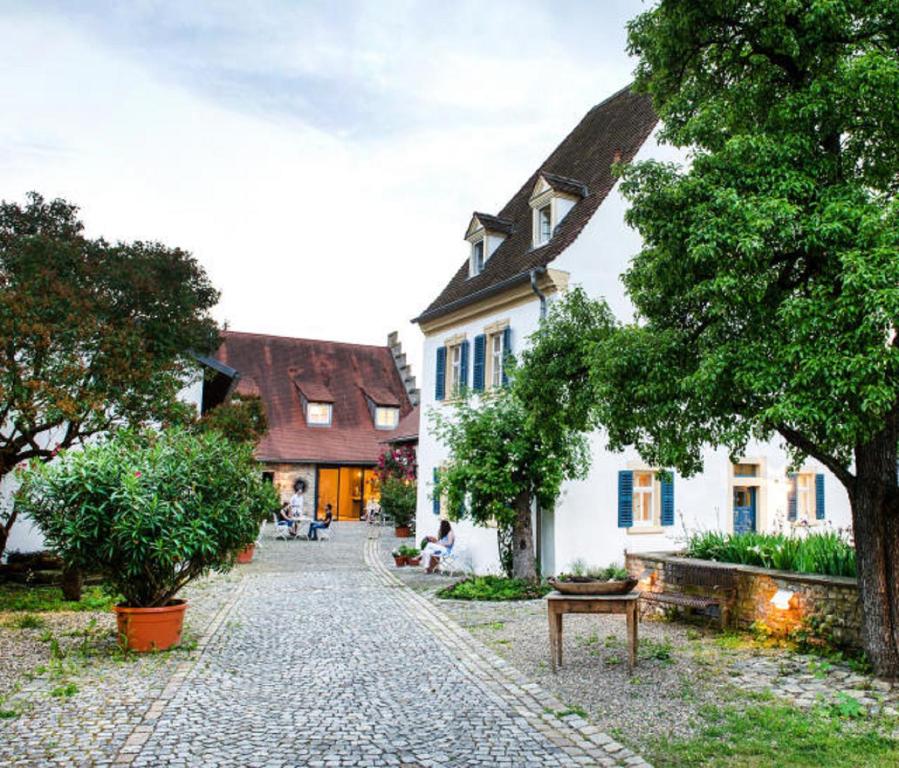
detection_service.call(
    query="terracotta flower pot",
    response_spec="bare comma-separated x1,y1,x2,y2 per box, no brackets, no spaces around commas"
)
393,554,408,567
395,525,412,538
236,543,256,564
115,600,188,652
406,555,422,567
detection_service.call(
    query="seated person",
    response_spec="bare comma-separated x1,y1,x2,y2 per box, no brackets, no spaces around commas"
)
275,502,295,534
421,520,455,573
308,504,334,541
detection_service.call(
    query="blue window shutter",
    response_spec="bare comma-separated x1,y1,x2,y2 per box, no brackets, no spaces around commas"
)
618,471,633,528
432,468,440,515
472,334,486,391
501,327,512,386
660,473,674,526
459,339,470,393
787,473,798,521
435,346,446,401
815,473,825,520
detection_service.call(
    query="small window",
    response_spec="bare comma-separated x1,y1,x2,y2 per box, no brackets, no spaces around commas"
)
795,472,815,521
449,344,463,393
306,402,332,426
470,239,485,276
490,332,504,389
375,406,400,430
632,470,655,526
733,463,759,477
538,205,552,244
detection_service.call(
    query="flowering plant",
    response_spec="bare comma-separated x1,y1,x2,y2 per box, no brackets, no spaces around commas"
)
376,445,417,482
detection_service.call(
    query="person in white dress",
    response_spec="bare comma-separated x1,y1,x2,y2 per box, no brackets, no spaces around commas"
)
421,520,455,573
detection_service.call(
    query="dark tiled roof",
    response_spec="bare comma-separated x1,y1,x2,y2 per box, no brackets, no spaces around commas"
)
539,172,588,198
214,331,414,464
361,384,401,407
415,86,657,323
468,212,515,236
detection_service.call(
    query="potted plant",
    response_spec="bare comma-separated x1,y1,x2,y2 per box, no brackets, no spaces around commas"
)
379,476,416,538
403,546,422,566
17,428,278,652
549,561,637,595
391,549,408,567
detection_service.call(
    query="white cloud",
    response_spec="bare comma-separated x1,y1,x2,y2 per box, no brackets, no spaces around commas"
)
0,0,643,380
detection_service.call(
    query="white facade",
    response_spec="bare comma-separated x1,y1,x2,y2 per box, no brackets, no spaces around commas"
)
415,129,852,575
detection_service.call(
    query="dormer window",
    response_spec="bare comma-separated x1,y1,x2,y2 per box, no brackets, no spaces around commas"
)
537,205,552,244
470,239,485,276
375,406,400,430
465,213,513,279
306,402,332,426
529,172,587,248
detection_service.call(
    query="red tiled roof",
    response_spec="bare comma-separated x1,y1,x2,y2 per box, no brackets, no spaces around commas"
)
382,406,420,444
214,331,414,464
360,384,401,407
415,86,658,323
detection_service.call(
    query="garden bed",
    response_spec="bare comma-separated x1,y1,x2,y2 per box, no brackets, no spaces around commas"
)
436,575,552,601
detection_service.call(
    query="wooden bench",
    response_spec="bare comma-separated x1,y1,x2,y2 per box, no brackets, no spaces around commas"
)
639,560,736,627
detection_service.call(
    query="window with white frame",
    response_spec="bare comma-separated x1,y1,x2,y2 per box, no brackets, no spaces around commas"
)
306,402,332,426
470,239,485,276
375,406,400,430
537,204,552,244
795,472,815,521
489,332,504,389
448,343,463,394
632,470,655,526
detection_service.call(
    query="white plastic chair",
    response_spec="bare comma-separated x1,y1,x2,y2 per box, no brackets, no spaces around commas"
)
317,521,335,542
437,546,467,575
273,513,291,541
255,520,267,549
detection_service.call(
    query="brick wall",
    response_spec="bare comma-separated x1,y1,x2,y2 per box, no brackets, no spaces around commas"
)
626,551,862,650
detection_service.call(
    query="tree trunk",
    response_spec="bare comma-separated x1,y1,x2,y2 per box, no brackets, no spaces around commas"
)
852,434,899,679
511,491,537,580
61,565,83,602
0,500,18,561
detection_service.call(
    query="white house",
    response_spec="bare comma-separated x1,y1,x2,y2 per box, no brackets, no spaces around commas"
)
412,85,852,575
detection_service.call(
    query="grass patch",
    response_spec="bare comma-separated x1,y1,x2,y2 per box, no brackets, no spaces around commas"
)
0,584,117,613
4,613,46,629
436,576,551,601
554,707,588,719
649,699,899,767
640,638,674,664
48,683,78,699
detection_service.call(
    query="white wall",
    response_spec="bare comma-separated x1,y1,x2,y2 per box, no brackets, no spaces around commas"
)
415,128,852,575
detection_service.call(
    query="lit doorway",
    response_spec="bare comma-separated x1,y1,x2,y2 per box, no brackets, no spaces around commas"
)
316,466,381,521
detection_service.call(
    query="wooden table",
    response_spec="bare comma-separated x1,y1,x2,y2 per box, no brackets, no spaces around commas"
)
546,591,640,673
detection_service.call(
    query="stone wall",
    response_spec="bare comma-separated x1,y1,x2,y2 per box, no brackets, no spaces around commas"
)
264,463,317,517
626,551,862,650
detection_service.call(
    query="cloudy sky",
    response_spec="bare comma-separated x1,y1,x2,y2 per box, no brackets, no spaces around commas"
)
0,0,646,377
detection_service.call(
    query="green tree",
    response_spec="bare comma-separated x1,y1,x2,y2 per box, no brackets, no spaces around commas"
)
601,1,899,675
431,388,590,580
0,193,220,556
194,393,268,446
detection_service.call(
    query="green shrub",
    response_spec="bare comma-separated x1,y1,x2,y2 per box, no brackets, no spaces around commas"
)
17,428,279,608
437,575,551,601
560,560,629,581
685,531,855,577
379,477,417,528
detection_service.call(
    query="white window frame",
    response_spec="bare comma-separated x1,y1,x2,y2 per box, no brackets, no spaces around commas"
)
306,402,332,427
632,470,657,528
795,472,816,523
375,406,400,430
448,343,462,394
537,204,552,245
470,238,485,277
489,332,504,389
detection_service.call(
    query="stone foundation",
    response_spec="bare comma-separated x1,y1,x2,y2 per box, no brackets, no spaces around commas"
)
626,551,862,650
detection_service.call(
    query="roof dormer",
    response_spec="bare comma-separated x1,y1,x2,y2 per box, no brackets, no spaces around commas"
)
529,172,587,248
465,212,513,278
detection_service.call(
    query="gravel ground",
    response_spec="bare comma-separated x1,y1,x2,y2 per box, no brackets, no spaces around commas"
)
378,534,898,757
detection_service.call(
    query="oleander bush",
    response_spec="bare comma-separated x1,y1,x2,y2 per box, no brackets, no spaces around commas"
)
685,531,856,578
17,428,279,607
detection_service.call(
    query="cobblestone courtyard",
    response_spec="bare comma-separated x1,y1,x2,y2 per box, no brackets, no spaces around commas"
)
1,524,647,767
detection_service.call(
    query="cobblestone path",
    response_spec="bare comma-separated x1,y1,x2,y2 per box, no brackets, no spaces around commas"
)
2,524,649,767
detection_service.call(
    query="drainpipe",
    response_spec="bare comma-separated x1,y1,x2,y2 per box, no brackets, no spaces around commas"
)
529,267,548,319
529,267,548,575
